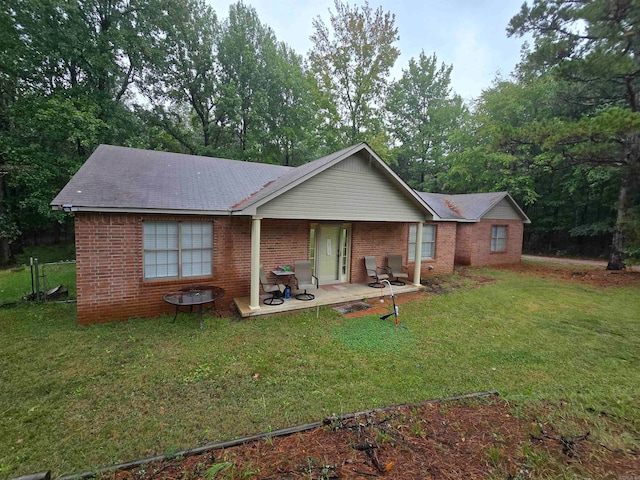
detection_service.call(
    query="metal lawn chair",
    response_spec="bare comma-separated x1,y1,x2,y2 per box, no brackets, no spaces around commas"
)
364,255,389,288
293,260,318,300
260,264,284,305
386,254,410,286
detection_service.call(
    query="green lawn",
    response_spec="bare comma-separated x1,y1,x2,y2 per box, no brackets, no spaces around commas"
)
1,245,76,305
0,267,638,479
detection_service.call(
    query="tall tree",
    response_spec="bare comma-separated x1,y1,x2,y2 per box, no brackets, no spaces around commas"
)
444,74,622,257
0,0,162,263
0,6,24,263
386,51,466,191
214,2,316,164
215,2,276,160
309,0,399,146
261,43,316,166
442,76,554,204
138,0,221,155
508,0,640,269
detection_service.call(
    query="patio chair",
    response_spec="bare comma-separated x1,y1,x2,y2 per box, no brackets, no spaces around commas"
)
364,255,389,288
259,264,284,305
293,260,318,301
386,254,410,286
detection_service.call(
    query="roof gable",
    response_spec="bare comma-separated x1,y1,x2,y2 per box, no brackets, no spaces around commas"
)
233,143,436,219
51,143,439,221
418,191,531,224
255,150,430,222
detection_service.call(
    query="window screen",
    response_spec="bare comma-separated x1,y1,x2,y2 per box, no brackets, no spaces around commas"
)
143,221,212,279
491,225,507,252
408,224,436,261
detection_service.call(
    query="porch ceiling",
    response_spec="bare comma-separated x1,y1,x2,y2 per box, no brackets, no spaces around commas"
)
234,282,424,318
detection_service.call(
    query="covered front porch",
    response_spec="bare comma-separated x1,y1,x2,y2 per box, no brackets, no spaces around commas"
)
235,281,424,318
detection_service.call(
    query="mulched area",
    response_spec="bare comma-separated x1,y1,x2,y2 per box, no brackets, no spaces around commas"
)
107,396,639,480
108,397,527,480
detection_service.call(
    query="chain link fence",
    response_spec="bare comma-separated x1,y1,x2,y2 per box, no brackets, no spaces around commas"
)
27,258,76,302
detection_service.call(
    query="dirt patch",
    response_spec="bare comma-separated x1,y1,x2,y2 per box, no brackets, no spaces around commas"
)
344,271,495,319
332,301,372,315
108,397,639,480
496,262,640,289
344,292,426,319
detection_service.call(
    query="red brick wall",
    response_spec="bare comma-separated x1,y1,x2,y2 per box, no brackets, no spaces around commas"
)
350,221,456,283
260,219,310,273
455,219,524,266
75,214,317,324
74,213,458,324
350,223,406,283
75,213,245,325
454,223,475,266
405,222,457,277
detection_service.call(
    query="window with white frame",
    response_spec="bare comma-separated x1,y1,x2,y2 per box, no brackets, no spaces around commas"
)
143,221,213,279
408,224,436,261
491,225,507,252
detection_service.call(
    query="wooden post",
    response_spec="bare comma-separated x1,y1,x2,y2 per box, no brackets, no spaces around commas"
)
413,222,423,286
249,217,261,310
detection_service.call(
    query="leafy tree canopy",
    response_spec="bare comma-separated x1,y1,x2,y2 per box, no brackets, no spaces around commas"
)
309,0,399,146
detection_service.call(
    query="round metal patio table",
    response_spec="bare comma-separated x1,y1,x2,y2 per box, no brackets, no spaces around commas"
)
163,287,225,329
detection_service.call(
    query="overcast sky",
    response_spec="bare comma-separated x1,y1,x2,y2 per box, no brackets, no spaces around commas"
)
208,0,528,102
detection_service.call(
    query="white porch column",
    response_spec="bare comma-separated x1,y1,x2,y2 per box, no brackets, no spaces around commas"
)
249,217,262,310
413,221,423,286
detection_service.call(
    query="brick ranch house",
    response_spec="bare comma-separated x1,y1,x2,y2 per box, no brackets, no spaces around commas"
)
51,143,529,325
417,192,531,266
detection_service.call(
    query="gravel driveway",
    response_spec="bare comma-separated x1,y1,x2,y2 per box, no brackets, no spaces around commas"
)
521,254,607,268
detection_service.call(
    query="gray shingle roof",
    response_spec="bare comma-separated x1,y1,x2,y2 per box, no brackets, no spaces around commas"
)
55,144,521,224
51,145,292,212
52,143,439,220
417,191,529,222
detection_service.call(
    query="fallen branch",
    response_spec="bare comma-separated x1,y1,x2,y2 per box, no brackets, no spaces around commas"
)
535,422,590,457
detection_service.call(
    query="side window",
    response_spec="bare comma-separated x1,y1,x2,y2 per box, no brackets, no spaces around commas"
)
143,222,179,279
309,225,316,276
491,225,507,252
143,221,213,279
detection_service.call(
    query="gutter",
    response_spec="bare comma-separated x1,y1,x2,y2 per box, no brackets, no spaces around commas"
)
50,206,230,216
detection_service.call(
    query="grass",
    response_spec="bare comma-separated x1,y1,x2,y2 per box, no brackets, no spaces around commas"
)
0,265,639,478
0,245,76,304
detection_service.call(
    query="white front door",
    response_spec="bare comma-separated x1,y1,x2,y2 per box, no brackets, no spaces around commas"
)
316,224,350,284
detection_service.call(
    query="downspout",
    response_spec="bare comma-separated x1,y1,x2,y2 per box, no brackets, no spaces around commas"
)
413,221,423,286
249,217,262,310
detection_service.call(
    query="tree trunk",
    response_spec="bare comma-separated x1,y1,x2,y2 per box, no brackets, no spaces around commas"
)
607,183,627,270
0,173,11,266
607,134,640,270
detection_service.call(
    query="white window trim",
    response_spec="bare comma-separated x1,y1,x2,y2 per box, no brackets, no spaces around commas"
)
409,223,436,261
143,221,213,280
491,225,507,252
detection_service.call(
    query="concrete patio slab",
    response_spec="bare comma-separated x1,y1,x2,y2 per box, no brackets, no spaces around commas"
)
234,282,424,318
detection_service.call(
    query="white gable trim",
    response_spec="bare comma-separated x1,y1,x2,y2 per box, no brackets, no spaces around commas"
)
232,143,440,220
478,193,531,224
